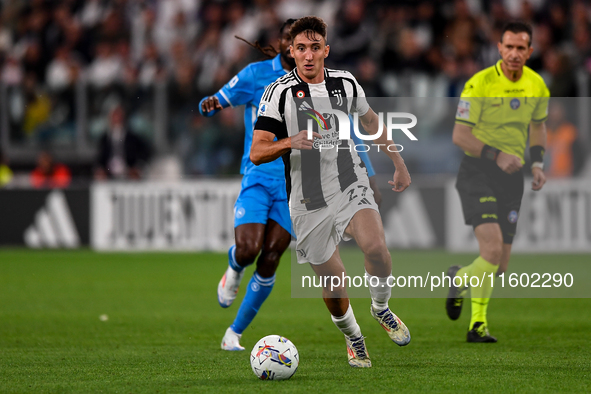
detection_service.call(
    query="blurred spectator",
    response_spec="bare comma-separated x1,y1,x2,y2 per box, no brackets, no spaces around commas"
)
22,40,46,84
30,151,71,188
46,46,77,91
545,102,584,177
22,73,51,139
1,56,23,85
326,0,371,68
542,49,577,97
0,151,13,187
528,24,552,71
137,42,165,88
87,41,122,88
356,57,386,97
95,106,152,180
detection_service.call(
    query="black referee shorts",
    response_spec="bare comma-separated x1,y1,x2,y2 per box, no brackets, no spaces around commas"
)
455,155,524,244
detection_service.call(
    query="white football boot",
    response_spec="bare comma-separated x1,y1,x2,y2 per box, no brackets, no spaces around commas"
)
345,335,372,368
370,305,411,346
217,246,245,308
221,327,245,351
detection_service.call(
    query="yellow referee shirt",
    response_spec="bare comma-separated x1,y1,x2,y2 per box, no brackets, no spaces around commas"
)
455,59,550,162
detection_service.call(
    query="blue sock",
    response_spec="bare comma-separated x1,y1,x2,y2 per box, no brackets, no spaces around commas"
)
230,272,275,334
228,245,244,272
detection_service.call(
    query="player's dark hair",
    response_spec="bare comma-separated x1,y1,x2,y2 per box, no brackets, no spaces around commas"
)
280,18,298,35
500,21,533,47
289,16,327,44
234,19,296,59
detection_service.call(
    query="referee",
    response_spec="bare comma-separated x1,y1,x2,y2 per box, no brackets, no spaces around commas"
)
446,21,549,342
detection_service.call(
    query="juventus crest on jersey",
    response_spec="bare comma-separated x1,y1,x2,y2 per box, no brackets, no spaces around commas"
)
255,68,371,213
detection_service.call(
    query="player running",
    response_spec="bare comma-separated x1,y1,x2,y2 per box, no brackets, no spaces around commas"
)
199,19,381,351
446,21,549,342
251,16,411,368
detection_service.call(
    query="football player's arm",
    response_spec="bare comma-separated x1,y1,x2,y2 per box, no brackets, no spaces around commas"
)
199,66,255,117
529,121,547,191
250,120,322,165
359,108,410,192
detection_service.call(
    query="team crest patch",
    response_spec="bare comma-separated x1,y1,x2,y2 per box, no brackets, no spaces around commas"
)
508,210,519,223
456,100,470,119
510,98,520,109
296,90,305,98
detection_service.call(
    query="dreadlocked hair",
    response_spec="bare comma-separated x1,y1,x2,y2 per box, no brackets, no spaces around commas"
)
234,36,278,58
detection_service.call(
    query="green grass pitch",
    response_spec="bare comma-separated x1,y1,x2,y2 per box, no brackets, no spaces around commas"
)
1,249,590,393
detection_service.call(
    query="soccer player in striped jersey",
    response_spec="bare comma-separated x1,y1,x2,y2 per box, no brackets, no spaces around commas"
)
199,19,381,351
447,21,549,342
251,16,412,368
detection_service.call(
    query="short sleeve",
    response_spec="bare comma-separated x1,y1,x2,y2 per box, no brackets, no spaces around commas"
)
254,82,287,139
217,65,255,107
353,78,370,116
455,78,482,127
532,83,550,123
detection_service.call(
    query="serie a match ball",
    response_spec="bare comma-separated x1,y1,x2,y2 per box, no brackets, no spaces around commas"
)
250,335,299,381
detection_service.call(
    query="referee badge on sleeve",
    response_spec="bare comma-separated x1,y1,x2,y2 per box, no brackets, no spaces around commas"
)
456,100,470,119
508,210,519,224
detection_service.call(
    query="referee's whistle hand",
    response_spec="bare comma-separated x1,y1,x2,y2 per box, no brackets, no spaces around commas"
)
531,167,546,191
496,152,522,174
291,130,322,150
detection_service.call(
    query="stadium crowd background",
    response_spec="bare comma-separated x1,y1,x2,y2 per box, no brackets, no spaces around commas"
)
0,0,589,186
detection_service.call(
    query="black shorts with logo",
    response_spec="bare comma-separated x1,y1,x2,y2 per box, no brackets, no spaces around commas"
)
455,155,524,244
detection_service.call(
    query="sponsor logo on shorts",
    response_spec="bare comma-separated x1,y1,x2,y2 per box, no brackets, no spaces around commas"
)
482,213,498,219
508,210,519,223
358,198,371,206
479,196,497,203
236,207,245,219
510,98,520,109
297,249,307,258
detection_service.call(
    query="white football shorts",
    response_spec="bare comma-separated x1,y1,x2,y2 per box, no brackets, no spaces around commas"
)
292,179,379,265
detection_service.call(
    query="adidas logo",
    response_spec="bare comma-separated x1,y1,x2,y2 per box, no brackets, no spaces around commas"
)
357,198,371,206
24,190,80,248
383,189,436,248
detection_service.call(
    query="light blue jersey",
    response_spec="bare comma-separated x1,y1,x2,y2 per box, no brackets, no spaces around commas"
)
199,55,375,179
200,55,286,179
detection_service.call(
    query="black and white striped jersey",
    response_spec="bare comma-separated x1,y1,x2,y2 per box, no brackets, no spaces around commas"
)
254,67,371,213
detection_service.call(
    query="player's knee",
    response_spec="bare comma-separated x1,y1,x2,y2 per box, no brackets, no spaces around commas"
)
363,239,390,264
256,252,281,277
235,239,262,263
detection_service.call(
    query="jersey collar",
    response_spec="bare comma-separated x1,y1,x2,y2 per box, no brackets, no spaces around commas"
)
494,60,502,77
272,55,283,71
496,59,524,83
292,67,328,84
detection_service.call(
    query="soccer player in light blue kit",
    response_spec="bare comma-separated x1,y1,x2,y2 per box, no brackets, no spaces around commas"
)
200,19,380,351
